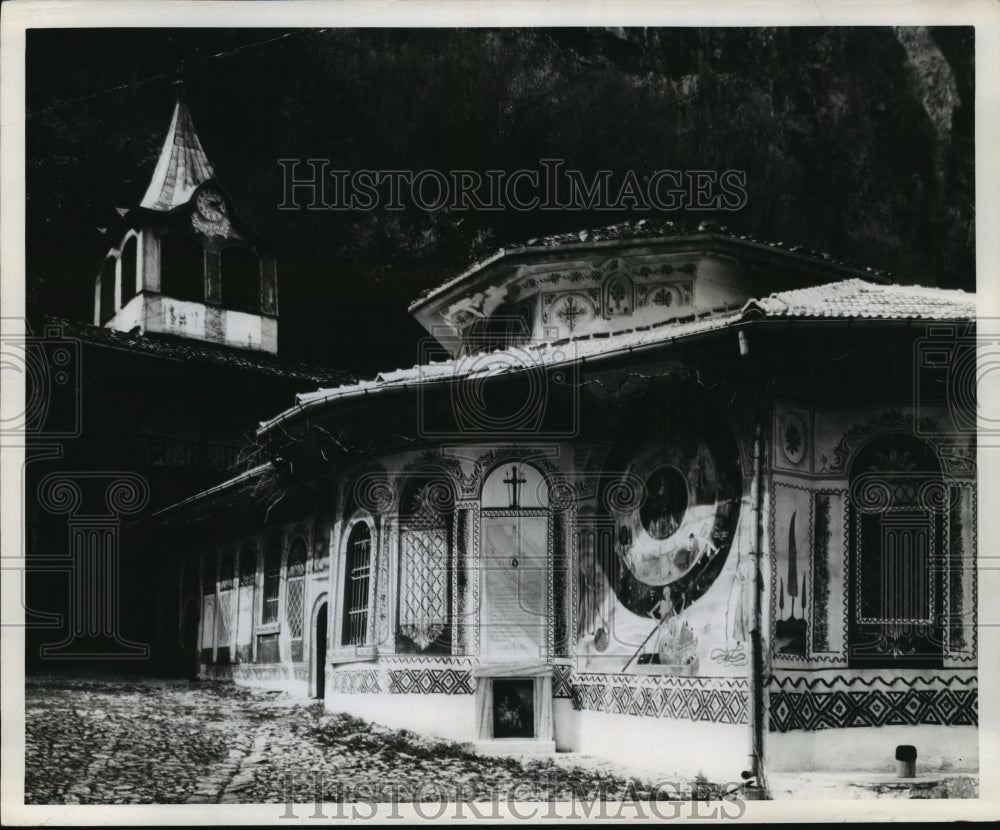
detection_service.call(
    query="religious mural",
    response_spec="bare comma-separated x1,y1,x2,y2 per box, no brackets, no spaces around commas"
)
576,383,744,675
773,505,809,658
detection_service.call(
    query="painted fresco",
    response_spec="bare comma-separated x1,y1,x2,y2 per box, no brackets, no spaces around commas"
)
574,389,746,676
771,483,812,660
574,494,754,677
774,404,810,473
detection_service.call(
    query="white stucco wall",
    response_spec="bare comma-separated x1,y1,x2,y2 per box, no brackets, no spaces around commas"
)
324,691,478,745
768,725,978,773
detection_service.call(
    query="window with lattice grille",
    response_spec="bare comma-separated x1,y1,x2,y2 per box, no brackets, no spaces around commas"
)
847,434,945,669
398,481,453,652
342,524,371,646
285,539,307,640
262,537,281,625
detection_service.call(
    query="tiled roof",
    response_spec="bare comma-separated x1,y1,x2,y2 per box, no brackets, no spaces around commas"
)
45,316,354,386
263,279,975,436
746,278,975,320
280,302,745,419
410,220,892,310
145,462,272,525
140,95,216,212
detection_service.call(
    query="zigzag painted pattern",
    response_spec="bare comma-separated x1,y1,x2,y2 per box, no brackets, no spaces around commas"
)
202,663,309,683
553,664,573,699
387,667,473,695
327,666,474,695
328,669,380,694
768,672,978,732
769,673,977,691
769,687,977,732
571,674,749,724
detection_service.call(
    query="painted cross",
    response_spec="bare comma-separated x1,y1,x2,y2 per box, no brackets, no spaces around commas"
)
556,295,587,332
503,464,527,509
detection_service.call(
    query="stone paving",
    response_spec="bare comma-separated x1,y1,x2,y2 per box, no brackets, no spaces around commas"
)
25,674,704,806
27,675,977,807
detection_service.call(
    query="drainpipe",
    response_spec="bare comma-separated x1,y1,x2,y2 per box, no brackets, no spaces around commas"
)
748,419,768,797
740,327,769,798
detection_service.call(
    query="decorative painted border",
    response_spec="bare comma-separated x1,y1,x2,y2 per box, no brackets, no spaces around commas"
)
769,688,977,732
329,656,477,696
817,409,940,475
553,664,573,699
387,667,473,695
569,672,749,724
812,493,831,652
329,668,381,694
770,671,976,689
768,673,978,732
202,663,309,683
947,482,977,662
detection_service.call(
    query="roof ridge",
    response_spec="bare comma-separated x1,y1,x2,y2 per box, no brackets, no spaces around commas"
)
42,315,355,384
410,221,895,311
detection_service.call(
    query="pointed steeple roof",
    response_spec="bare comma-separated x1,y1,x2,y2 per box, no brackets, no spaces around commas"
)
140,82,215,211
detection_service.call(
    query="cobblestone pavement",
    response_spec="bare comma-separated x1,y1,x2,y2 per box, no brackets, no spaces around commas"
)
25,674,703,806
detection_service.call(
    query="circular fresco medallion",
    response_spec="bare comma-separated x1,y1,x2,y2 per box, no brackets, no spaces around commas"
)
618,441,720,587
597,385,742,618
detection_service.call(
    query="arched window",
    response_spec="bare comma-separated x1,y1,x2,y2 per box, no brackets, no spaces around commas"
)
848,433,945,668
481,462,549,509
121,236,138,306
221,247,261,313
216,549,235,661
285,539,307,644
398,477,455,653
261,536,282,626
99,258,117,324
160,234,204,302
342,523,372,646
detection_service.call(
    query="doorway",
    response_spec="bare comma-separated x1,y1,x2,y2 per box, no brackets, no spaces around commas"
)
480,514,549,661
479,463,551,663
315,602,328,699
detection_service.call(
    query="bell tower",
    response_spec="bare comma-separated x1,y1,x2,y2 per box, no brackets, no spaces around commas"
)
94,81,279,354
